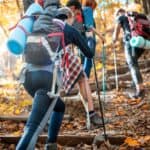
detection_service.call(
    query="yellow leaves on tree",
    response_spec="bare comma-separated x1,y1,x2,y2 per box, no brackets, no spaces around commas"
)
0,0,22,37
127,2,143,13
60,0,68,5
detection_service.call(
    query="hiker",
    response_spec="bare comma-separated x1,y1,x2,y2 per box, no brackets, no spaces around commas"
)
55,6,107,129
16,1,103,149
66,0,89,76
66,0,105,78
112,8,145,98
16,1,63,149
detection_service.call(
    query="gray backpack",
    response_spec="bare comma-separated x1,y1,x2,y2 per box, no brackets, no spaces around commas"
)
24,19,65,65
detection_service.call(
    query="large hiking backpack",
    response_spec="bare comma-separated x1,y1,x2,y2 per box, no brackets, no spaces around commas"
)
82,7,94,28
127,11,150,39
24,19,65,65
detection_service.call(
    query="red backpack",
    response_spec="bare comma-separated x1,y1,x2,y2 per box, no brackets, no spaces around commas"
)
127,11,150,39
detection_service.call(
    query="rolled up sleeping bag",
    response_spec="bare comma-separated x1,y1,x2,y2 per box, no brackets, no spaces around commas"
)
7,3,43,55
130,36,150,50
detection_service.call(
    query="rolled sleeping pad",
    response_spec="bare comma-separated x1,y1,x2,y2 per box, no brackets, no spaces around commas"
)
7,3,43,55
130,36,150,50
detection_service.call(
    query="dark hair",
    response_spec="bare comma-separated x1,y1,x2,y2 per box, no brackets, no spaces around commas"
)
55,7,73,21
66,0,82,10
55,14,68,21
115,8,126,16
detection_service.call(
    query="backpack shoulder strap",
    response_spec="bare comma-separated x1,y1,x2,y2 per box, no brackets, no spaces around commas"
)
52,18,65,30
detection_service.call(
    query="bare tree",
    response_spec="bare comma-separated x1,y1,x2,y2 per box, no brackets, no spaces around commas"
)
141,0,150,15
134,0,150,15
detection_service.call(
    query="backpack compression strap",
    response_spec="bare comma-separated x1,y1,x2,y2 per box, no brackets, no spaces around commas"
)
9,15,35,35
47,32,69,76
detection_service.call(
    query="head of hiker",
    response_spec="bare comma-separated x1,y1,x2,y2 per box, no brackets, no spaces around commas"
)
115,8,126,17
66,0,85,34
66,0,82,15
55,7,74,25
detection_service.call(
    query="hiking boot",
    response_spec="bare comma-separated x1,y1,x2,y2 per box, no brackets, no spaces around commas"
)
90,112,108,126
132,90,145,99
44,143,57,150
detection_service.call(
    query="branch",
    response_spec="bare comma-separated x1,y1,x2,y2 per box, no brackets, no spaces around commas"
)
0,23,8,37
15,0,23,17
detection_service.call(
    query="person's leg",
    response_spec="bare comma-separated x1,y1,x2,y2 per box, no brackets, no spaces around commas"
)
78,72,106,126
17,71,64,149
124,43,144,98
130,48,145,88
78,73,94,111
83,58,93,78
16,89,58,150
46,97,65,148
132,47,144,97
132,47,145,60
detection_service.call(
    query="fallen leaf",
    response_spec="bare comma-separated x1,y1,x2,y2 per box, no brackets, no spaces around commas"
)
125,137,140,147
141,104,149,110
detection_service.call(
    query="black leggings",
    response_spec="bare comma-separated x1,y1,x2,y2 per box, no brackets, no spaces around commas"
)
124,42,144,85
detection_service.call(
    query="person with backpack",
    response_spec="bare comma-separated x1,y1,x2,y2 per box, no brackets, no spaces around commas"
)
113,8,145,98
66,0,87,70
16,0,103,149
17,1,63,149
127,11,150,40
55,6,107,128
66,0,105,78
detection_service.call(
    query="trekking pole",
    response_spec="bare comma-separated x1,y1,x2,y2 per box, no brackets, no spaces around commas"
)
112,45,119,91
102,42,107,103
89,29,107,98
92,47,107,140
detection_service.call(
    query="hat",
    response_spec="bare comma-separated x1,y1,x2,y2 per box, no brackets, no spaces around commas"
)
55,7,73,19
56,7,73,17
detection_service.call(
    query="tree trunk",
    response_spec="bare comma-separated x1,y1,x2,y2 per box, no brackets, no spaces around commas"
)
141,0,150,15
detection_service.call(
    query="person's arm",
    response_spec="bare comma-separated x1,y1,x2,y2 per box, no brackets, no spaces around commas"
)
90,27,105,43
112,23,121,43
71,27,94,58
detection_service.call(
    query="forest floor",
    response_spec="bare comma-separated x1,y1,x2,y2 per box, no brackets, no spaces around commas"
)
0,50,150,149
